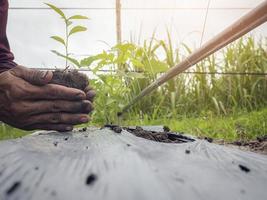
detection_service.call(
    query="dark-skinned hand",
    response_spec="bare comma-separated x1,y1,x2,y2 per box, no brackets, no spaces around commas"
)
0,65,95,132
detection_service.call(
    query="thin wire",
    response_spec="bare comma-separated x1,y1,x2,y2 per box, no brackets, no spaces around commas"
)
31,68,267,76
9,7,253,10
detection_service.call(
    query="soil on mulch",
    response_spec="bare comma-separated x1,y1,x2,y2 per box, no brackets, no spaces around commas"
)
51,69,88,90
104,125,195,144
104,125,267,154
225,135,267,155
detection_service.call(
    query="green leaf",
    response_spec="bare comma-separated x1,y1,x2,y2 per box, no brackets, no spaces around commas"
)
51,50,81,68
69,26,87,36
80,56,99,67
143,59,168,74
130,58,144,67
127,72,145,79
45,3,66,20
106,99,116,106
50,36,65,46
68,15,89,20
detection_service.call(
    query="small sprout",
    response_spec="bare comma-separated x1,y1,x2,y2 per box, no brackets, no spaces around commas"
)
46,3,89,68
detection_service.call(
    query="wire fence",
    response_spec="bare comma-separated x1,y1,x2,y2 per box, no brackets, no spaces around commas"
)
31,68,267,76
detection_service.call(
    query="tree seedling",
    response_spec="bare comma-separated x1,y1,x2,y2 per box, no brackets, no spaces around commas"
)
45,3,89,90
45,3,89,68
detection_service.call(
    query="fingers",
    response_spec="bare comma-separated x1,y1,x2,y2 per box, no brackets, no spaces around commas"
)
23,83,86,101
24,124,74,132
10,65,53,85
15,100,93,115
84,85,96,102
26,113,90,127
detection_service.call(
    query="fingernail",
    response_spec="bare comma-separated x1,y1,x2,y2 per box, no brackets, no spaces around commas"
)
77,93,85,99
66,126,73,131
86,102,92,111
41,71,49,79
80,116,88,123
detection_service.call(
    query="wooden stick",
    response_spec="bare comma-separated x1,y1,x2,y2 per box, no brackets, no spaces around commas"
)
119,0,267,115
116,0,122,44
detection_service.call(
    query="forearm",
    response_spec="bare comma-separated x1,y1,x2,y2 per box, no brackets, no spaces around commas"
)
0,0,17,73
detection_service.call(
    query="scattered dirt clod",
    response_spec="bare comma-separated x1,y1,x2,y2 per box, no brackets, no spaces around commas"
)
238,164,250,173
53,141,58,147
64,137,69,141
163,125,170,132
204,137,213,143
79,127,88,132
104,124,122,133
86,174,97,186
6,181,21,196
185,149,191,154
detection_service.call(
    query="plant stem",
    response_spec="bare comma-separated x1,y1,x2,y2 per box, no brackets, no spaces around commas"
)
65,21,69,68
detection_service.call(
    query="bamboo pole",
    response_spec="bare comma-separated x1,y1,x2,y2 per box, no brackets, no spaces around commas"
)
119,0,267,115
116,0,122,44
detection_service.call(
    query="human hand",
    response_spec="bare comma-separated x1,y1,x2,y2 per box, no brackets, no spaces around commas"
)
0,66,93,131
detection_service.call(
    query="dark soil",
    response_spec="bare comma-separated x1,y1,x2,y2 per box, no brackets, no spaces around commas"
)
125,126,195,143
105,125,195,144
216,135,267,155
238,164,250,173
86,174,97,186
197,136,213,143
79,127,87,132
185,149,191,154
6,181,21,196
51,69,88,90
104,124,122,133
53,141,58,147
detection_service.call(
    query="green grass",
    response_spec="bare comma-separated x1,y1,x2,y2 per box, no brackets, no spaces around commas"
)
0,123,31,140
1,108,265,142
123,108,267,142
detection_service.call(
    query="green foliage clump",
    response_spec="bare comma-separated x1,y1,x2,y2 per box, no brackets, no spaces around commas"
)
45,4,267,140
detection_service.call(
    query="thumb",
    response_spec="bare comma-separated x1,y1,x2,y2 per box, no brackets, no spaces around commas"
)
11,65,53,86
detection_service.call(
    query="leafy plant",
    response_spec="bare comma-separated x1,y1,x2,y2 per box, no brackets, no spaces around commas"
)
45,3,89,68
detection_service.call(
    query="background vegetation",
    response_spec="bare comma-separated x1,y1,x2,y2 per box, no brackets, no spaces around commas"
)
1,5,266,142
